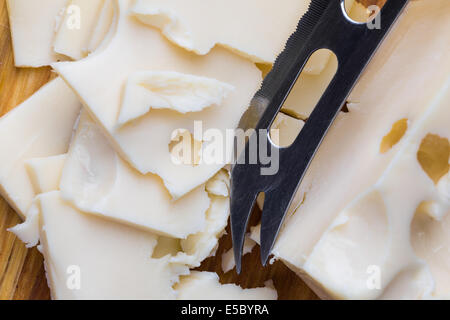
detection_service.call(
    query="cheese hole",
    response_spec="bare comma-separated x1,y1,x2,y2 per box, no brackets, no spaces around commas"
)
417,134,450,185
343,0,385,24
379,119,408,154
169,130,202,166
152,236,183,259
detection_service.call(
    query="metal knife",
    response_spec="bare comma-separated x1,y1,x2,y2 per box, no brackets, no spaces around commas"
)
231,0,410,274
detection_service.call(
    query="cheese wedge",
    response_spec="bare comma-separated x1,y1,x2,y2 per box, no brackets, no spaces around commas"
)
176,272,277,300
305,78,450,299
38,191,189,300
254,0,450,299
6,0,68,67
0,78,81,218
53,0,262,199
60,112,210,238
53,0,106,60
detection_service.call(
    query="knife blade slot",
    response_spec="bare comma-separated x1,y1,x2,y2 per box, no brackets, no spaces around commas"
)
269,49,337,148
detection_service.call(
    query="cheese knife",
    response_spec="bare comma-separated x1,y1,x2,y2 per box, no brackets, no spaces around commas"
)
230,0,410,273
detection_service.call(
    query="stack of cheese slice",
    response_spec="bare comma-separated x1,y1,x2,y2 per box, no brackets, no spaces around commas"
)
1,0,449,300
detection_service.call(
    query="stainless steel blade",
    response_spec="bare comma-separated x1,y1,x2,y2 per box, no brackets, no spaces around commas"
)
231,0,410,274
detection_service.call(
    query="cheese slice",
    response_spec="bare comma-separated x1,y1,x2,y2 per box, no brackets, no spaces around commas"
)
6,0,68,67
53,0,106,60
61,112,210,238
38,191,189,300
256,0,450,300
130,0,361,74
130,0,311,67
25,155,67,195
176,272,277,300
117,71,235,126
0,78,81,218
305,78,450,299
53,0,262,199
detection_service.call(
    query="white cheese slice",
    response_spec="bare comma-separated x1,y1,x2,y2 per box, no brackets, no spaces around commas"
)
117,71,235,126
130,0,360,74
176,272,277,300
60,112,210,238
305,78,450,299
6,0,68,67
0,78,81,218
25,155,67,195
38,191,189,300
53,0,106,60
259,0,450,299
53,0,262,199
129,0,310,66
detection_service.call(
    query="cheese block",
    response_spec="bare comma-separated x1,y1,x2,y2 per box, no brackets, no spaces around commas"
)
305,78,450,299
60,112,210,239
0,78,81,219
53,0,262,199
176,272,277,300
254,0,450,299
6,0,68,67
38,191,189,300
53,0,106,60
25,155,67,195
117,71,235,126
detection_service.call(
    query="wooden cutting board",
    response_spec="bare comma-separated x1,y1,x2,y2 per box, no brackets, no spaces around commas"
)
0,0,384,300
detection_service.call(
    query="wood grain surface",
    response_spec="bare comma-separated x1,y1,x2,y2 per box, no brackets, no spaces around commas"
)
0,0,384,300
